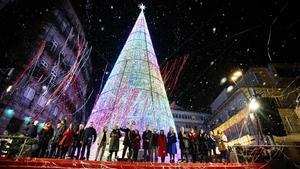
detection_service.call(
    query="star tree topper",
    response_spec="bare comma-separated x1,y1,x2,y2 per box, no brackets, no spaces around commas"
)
138,3,146,11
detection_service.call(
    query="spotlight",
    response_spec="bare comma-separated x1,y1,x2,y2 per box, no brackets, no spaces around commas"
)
249,98,260,111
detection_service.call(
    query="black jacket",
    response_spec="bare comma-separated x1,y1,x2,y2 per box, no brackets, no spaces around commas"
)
81,127,97,144
178,132,189,151
142,130,152,149
72,129,84,146
52,124,67,144
39,127,54,144
24,124,38,138
120,128,132,146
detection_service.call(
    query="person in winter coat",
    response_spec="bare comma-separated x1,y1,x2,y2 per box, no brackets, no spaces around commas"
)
198,129,208,162
70,124,84,159
49,119,67,158
142,125,152,162
80,121,97,160
24,120,39,138
218,131,228,162
188,127,198,162
132,129,141,162
207,131,216,161
120,124,133,160
167,127,177,163
58,123,74,159
95,126,110,161
158,129,167,163
150,128,159,162
178,127,189,162
35,121,54,158
108,124,122,161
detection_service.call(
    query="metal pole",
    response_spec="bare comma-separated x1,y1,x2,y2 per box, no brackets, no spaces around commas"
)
18,138,28,157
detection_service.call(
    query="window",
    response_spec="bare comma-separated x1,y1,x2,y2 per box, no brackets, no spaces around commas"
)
58,113,63,120
53,107,58,116
37,95,47,107
61,20,68,32
192,115,196,120
50,39,58,52
24,86,35,101
49,70,57,84
41,60,48,68
59,50,66,58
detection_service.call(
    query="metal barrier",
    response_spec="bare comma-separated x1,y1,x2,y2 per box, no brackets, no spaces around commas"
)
0,135,32,157
230,144,300,163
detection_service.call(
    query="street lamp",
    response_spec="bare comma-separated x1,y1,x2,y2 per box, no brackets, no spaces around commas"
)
249,98,260,111
226,85,234,93
248,97,265,145
231,70,243,82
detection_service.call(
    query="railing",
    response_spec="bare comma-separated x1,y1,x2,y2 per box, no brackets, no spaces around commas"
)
230,144,300,163
0,135,33,157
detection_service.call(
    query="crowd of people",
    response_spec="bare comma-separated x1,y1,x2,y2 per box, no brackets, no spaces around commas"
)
22,119,229,163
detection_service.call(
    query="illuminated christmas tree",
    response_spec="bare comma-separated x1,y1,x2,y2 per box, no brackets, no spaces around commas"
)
87,4,176,134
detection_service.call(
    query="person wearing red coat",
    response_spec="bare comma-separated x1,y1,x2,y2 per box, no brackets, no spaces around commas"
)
158,129,167,163
59,123,74,159
188,128,198,162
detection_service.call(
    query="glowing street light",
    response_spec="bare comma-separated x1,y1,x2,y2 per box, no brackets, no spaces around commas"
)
226,85,234,93
231,70,243,82
249,98,260,111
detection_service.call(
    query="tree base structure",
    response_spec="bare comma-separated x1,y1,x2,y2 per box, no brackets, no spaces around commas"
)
0,157,269,169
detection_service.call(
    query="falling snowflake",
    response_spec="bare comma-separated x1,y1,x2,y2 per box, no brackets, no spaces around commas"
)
212,27,216,34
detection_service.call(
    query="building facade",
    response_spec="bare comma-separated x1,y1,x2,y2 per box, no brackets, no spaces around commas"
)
171,106,210,132
0,0,92,134
208,64,300,146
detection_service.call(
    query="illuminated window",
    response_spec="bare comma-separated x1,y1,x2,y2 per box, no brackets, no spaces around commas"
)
53,107,58,116
59,50,66,58
41,60,48,68
37,95,47,107
24,86,35,101
49,70,57,84
51,39,58,52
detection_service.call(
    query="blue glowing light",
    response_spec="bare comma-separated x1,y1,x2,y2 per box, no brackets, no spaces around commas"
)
23,116,31,124
38,123,45,129
4,108,15,118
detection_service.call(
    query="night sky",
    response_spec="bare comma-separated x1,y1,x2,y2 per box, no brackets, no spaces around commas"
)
1,0,299,112
72,0,299,111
